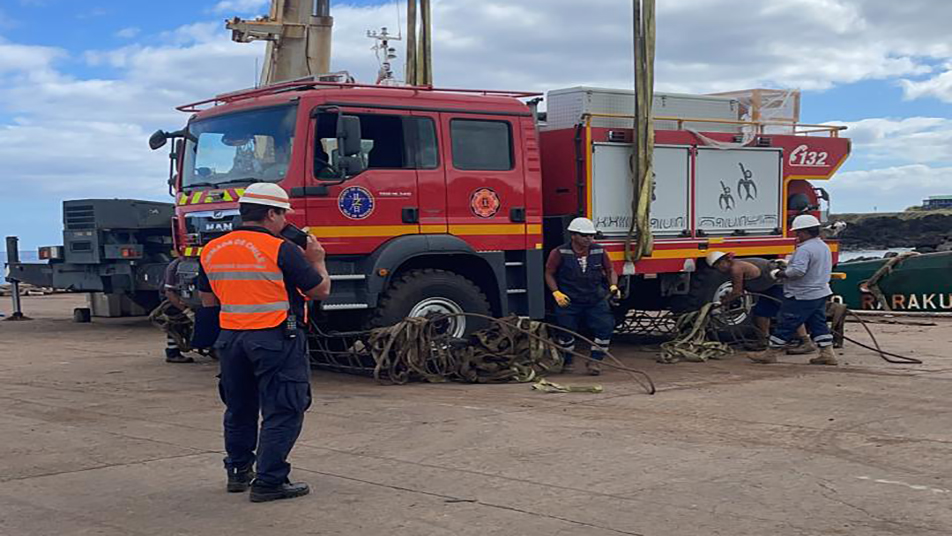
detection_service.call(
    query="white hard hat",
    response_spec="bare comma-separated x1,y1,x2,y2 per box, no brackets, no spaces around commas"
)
239,182,292,211
567,217,597,235
790,214,821,231
706,251,732,267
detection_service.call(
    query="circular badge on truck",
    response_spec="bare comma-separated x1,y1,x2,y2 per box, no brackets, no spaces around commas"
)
338,186,375,220
470,188,501,218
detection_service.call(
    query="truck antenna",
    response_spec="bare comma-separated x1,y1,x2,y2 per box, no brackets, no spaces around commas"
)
368,26,402,86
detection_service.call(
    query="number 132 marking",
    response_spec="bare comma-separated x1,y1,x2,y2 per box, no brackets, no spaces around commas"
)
790,144,828,167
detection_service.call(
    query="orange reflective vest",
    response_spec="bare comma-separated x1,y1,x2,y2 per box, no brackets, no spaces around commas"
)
200,230,289,330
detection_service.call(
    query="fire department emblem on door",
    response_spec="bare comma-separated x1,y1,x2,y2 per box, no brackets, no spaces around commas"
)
470,188,501,218
338,186,375,220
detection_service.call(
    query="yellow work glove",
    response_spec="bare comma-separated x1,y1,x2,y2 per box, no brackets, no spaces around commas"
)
609,285,622,300
552,290,571,308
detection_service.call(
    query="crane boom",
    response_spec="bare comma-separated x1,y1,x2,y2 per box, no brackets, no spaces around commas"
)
226,0,333,85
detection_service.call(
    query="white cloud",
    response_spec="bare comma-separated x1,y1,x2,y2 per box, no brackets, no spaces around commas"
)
830,117,952,164
115,27,141,39
901,64,952,103
211,0,269,15
828,165,952,212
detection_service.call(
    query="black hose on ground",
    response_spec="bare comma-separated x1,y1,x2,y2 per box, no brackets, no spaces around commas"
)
742,291,923,365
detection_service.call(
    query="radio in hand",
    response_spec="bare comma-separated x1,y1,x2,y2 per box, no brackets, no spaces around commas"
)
280,223,309,249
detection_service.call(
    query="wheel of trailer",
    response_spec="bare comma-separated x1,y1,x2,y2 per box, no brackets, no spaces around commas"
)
370,269,492,338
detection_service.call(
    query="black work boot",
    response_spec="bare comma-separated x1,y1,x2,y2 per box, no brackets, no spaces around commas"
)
249,480,310,503
226,465,255,493
165,348,194,364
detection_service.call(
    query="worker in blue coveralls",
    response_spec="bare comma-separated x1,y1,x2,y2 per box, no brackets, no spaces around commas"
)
545,217,621,376
748,214,838,365
198,183,331,503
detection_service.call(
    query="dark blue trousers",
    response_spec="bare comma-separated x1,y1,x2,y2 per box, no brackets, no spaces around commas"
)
769,296,833,349
215,327,311,486
554,299,615,364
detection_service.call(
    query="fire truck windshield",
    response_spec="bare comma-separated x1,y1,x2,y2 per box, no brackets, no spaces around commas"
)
182,104,298,189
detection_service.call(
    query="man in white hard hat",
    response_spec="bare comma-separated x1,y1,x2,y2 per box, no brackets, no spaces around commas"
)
707,251,814,353
749,214,837,365
544,217,620,375
197,182,331,502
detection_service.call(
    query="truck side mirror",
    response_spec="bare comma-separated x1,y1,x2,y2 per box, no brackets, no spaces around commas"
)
336,115,362,157
149,130,168,150
339,155,366,177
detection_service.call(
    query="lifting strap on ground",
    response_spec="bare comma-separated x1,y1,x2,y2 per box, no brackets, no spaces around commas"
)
531,379,603,394
312,313,656,394
658,302,733,364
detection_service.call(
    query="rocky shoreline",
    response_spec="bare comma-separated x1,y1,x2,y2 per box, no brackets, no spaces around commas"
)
832,211,952,253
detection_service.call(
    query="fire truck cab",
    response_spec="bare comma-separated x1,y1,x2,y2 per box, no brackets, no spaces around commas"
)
163,81,547,336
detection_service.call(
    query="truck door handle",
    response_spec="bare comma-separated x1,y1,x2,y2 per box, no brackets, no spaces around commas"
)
402,207,419,224
510,207,526,223
290,185,329,197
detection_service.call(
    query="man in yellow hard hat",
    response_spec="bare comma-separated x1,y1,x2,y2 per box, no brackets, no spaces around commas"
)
198,182,331,502
544,217,620,375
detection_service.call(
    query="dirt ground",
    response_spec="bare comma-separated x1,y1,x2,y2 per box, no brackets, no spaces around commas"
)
1,294,951,536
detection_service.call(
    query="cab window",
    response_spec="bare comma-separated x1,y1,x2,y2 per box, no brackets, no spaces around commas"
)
314,113,438,177
450,119,513,171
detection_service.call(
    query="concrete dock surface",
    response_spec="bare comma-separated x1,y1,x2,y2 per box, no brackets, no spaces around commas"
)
2,295,951,535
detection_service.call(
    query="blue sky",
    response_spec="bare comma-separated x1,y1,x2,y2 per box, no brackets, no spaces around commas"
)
1,0,951,248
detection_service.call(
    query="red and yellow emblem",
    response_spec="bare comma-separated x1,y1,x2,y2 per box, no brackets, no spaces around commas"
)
470,188,501,218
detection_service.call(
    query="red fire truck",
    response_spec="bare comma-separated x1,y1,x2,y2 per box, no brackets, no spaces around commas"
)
149,79,849,335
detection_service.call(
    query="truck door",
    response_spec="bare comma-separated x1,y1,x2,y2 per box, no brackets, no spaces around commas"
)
301,109,422,254
410,111,447,233
439,114,526,251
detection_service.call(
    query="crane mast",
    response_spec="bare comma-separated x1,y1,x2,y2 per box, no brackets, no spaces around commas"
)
226,0,333,85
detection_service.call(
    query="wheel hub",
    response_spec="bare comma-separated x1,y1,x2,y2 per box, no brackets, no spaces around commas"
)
408,297,466,338
711,281,752,327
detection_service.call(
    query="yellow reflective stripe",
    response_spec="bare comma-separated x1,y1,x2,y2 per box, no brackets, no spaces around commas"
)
177,193,188,206
308,223,542,239
607,245,794,261
310,225,418,238
222,190,234,202
221,301,289,314
206,271,283,282
190,192,202,204
450,224,527,236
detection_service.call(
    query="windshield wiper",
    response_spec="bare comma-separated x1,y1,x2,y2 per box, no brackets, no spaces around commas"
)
215,177,261,187
182,182,218,190
182,178,259,190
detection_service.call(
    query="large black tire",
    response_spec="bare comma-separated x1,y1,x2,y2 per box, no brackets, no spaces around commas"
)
669,267,731,314
369,269,492,337
669,267,756,336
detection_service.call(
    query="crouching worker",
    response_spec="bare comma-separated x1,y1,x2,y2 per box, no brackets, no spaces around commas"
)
156,257,194,363
748,215,837,365
199,183,331,502
707,251,814,354
544,217,621,376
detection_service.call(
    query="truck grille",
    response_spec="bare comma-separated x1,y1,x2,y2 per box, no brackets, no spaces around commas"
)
64,204,96,230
